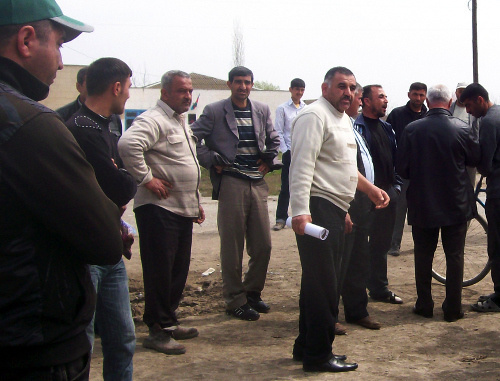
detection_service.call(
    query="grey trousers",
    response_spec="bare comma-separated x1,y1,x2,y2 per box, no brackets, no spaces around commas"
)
217,175,272,309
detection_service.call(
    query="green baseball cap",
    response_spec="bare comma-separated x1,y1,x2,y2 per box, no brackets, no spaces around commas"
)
0,0,93,42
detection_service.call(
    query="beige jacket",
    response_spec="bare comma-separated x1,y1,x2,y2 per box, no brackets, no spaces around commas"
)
118,100,201,218
290,96,358,215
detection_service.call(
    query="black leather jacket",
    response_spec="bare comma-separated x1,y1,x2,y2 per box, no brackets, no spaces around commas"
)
396,108,480,228
0,57,123,368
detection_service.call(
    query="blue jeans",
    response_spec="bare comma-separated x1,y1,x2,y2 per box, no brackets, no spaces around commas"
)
87,259,135,381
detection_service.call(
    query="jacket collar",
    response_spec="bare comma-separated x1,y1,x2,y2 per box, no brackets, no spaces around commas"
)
0,56,49,101
405,100,428,116
80,103,112,124
426,108,452,117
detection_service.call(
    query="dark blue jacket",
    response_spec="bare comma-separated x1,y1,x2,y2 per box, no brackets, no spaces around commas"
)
354,114,402,192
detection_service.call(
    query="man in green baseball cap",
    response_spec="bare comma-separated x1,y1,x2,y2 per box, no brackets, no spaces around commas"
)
0,1,124,380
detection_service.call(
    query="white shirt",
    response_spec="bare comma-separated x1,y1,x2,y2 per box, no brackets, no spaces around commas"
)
275,98,305,152
351,117,375,184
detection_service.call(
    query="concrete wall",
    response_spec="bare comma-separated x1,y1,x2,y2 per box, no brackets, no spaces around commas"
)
39,65,292,129
40,65,86,110
126,88,291,128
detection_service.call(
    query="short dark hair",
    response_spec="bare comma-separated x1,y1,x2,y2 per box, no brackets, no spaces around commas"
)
86,57,132,97
323,66,354,84
460,83,490,103
228,66,253,83
361,84,383,107
290,78,305,88
409,82,427,92
76,67,88,85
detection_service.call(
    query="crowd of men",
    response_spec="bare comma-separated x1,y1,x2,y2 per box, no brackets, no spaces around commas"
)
2,0,500,379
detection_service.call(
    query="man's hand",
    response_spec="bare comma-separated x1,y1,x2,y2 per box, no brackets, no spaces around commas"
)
292,214,312,235
214,165,224,174
356,171,390,209
345,213,353,234
257,159,270,176
367,186,390,209
193,205,205,224
145,177,172,199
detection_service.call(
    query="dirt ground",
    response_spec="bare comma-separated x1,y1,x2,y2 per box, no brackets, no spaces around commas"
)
90,197,500,381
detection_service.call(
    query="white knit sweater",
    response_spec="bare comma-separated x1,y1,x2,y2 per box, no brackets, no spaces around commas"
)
290,96,358,215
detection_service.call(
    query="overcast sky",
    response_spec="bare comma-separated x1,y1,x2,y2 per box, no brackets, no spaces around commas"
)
58,0,500,110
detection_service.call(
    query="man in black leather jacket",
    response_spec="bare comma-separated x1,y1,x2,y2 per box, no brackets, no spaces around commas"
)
397,84,480,322
0,1,122,379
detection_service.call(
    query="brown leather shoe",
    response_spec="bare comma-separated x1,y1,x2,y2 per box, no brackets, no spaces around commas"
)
334,322,347,335
143,326,186,355
353,316,381,330
171,326,199,340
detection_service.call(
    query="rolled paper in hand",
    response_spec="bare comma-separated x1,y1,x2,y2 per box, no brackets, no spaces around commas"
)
285,217,329,240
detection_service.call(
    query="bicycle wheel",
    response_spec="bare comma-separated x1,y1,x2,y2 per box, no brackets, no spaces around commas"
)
431,215,490,287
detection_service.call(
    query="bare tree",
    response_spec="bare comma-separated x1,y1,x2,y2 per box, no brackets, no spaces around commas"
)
232,20,245,67
131,63,150,88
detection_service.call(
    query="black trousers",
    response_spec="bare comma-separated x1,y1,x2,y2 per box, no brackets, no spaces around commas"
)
412,222,467,316
135,204,193,328
367,186,398,298
275,150,291,222
486,198,500,304
2,353,90,381
293,197,346,365
341,199,373,322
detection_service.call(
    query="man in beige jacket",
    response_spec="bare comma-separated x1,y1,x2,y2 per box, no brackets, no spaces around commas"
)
119,70,205,355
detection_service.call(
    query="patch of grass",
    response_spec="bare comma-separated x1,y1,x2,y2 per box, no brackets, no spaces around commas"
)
199,167,282,197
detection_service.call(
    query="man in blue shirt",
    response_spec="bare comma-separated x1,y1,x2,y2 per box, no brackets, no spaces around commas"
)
273,78,306,231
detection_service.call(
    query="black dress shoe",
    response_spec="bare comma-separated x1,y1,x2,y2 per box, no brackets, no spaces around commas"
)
247,296,271,313
303,357,358,373
412,306,433,318
444,311,464,322
371,291,403,304
293,353,346,362
226,303,260,321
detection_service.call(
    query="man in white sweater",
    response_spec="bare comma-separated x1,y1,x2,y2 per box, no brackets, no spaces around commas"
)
290,67,389,373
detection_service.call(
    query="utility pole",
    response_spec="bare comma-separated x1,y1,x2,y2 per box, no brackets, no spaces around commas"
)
472,0,478,82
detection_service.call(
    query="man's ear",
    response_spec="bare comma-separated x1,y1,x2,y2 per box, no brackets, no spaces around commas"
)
112,81,121,96
321,82,328,95
16,25,37,58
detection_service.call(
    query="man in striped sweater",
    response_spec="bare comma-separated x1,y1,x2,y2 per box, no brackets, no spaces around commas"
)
192,66,280,321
